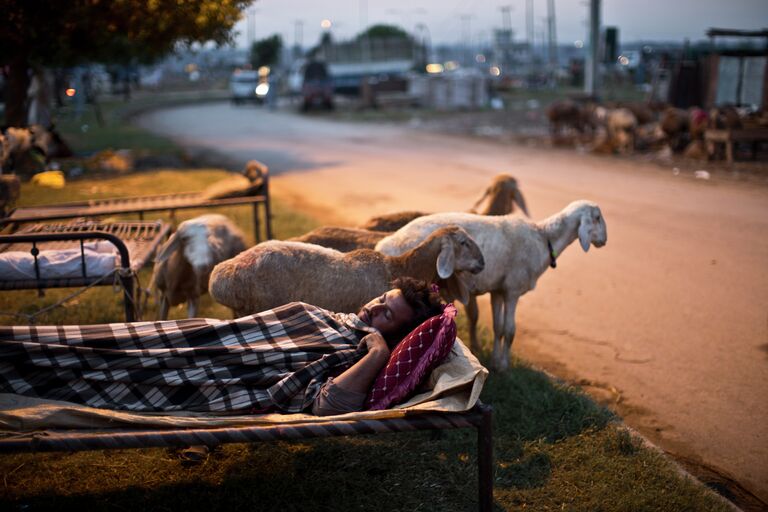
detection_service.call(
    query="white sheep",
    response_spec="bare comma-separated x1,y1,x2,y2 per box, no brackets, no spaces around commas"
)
376,200,607,371
209,225,485,317
361,173,529,232
151,214,247,319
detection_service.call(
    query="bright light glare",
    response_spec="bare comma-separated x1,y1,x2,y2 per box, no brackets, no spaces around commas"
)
425,63,444,73
255,83,270,96
444,60,459,71
258,66,271,77
618,55,630,66
475,54,486,63
574,40,584,48
321,19,332,29
65,88,76,97
489,66,501,76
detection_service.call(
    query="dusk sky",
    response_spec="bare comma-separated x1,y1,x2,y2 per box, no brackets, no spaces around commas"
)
235,0,768,49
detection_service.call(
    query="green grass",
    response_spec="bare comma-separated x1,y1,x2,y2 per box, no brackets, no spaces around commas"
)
0,95,731,511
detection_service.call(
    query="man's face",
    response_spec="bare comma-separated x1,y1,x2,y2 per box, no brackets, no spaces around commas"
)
357,289,415,336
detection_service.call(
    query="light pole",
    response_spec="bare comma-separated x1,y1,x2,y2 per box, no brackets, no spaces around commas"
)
585,0,601,96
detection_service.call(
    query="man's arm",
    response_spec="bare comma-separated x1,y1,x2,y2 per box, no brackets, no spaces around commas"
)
332,332,390,395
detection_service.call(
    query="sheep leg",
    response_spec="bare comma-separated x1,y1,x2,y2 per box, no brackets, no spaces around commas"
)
490,291,505,371
187,297,199,319
499,294,519,372
464,294,480,353
158,295,170,321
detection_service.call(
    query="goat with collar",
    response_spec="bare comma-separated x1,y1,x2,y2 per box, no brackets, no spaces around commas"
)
376,200,608,371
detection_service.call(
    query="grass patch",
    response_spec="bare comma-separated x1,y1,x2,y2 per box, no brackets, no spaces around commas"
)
54,90,228,156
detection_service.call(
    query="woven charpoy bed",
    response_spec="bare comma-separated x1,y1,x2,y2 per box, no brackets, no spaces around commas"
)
0,220,171,321
0,339,493,510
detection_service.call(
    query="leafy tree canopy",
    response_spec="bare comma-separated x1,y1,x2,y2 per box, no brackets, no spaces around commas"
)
356,24,411,41
0,0,252,126
250,34,282,69
0,0,251,67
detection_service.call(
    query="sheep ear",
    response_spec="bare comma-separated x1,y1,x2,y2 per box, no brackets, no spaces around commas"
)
453,274,471,305
513,188,530,217
578,214,593,252
470,186,490,213
437,238,455,279
440,275,470,305
155,232,180,263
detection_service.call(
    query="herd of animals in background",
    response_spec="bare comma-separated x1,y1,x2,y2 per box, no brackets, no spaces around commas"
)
149,165,608,372
546,99,768,159
0,124,72,175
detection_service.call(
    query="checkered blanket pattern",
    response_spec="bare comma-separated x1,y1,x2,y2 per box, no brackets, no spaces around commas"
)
0,303,366,413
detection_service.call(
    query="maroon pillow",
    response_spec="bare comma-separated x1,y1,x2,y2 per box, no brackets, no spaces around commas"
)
365,304,457,410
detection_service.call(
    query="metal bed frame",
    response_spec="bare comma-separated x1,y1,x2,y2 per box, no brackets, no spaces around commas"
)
0,178,271,242
0,403,493,511
0,221,171,321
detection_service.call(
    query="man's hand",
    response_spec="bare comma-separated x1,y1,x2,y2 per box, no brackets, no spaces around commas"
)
361,331,390,360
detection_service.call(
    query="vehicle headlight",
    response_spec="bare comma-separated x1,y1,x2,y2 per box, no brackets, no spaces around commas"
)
255,83,270,96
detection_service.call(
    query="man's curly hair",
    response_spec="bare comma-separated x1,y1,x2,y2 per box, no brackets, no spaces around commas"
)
387,276,444,344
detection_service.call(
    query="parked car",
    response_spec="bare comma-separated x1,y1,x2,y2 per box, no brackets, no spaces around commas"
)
301,61,334,111
230,69,269,104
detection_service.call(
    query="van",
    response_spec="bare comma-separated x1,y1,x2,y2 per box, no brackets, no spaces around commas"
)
230,69,269,104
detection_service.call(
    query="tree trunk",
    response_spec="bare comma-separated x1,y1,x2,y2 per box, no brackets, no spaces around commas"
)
5,54,31,127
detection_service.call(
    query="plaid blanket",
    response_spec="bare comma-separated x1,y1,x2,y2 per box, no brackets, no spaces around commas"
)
0,303,372,414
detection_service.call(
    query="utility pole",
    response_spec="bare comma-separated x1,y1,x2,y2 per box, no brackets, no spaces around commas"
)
498,5,513,73
499,5,512,32
526,0,534,48
526,0,534,80
460,14,473,66
247,7,258,47
294,20,303,58
360,0,370,62
547,0,558,77
585,0,601,96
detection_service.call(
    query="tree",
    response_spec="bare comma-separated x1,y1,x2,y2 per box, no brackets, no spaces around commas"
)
356,24,411,41
0,0,252,127
249,34,282,69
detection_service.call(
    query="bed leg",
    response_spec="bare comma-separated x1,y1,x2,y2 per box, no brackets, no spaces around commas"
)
253,203,261,243
122,274,136,322
264,193,272,240
478,404,493,512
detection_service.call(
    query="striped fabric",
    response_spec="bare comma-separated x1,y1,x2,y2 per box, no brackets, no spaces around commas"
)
0,303,370,413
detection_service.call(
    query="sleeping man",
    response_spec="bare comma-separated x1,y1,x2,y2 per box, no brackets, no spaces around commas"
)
0,277,443,416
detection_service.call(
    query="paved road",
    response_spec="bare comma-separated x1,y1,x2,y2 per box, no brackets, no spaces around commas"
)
139,103,768,507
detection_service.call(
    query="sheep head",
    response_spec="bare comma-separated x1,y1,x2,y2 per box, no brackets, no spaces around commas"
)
435,225,485,279
574,201,607,252
243,160,268,183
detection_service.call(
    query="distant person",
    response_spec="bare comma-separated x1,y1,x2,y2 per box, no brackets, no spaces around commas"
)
27,67,52,127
